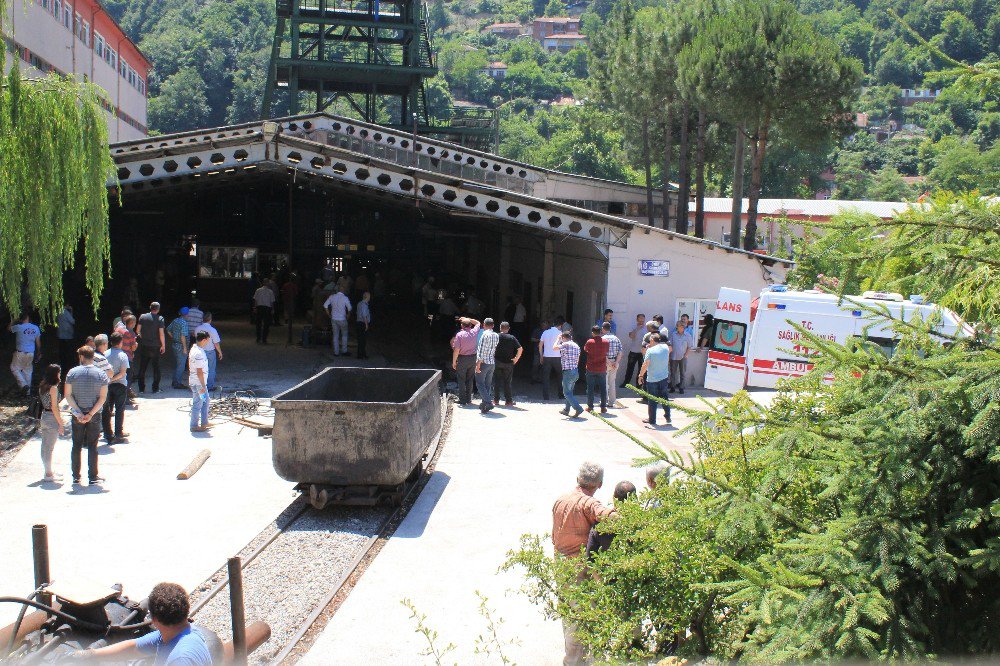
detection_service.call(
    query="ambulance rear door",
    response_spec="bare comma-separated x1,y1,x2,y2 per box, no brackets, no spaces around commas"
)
705,288,752,394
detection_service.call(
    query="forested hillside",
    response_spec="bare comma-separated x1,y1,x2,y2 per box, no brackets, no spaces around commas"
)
109,0,998,207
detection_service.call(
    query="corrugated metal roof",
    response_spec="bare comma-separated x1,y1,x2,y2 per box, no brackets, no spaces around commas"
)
699,198,917,219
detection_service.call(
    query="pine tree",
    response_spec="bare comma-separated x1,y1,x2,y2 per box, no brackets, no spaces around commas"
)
506,197,1000,661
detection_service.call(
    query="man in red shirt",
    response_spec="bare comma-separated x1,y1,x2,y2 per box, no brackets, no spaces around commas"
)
582,326,610,413
552,461,615,664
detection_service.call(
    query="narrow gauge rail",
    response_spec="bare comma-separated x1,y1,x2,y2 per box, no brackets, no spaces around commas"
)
187,401,452,665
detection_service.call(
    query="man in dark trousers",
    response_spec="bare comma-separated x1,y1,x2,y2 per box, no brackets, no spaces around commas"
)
493,321,522,407
136,302,166,393
64,346,109,485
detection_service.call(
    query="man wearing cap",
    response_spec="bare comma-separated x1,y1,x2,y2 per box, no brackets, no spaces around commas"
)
166,307,190,390
450,317,480,406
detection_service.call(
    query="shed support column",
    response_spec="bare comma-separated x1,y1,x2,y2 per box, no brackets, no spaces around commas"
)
499,231,511,308
542,239,555,319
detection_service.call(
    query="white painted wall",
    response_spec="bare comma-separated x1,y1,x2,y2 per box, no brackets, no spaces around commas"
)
606,228,790,386
2,0,147,142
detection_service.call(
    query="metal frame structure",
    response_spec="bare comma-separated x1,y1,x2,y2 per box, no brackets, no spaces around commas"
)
261,1,496,150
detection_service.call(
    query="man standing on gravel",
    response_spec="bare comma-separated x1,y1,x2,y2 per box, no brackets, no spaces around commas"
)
475,318,500,413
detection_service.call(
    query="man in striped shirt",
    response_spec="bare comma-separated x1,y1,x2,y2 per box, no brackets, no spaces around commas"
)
602,322,622,407
554,331,583,418
475,318,500,413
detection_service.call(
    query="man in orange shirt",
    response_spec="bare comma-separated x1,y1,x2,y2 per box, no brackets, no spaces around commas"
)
552,461,615,664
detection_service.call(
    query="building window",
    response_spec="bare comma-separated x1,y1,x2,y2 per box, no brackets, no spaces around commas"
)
81,20,90,46
63,4,71,29
41,0,49,10
137,78,145,95
53,0,61,21
95,33,104,58
120,59,127,77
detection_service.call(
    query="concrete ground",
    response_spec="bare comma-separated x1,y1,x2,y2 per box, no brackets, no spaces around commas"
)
0,316,384,627
301,386,709,666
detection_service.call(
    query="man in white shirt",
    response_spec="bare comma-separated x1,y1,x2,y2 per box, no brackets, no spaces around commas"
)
194,313,222,390
621,313,647,388
8,313,41,396
538,316,566,401
187,331,212,432
253,283,276,344
323,287,353,356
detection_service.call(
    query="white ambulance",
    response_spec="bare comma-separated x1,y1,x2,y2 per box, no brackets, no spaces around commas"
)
704,285,972,394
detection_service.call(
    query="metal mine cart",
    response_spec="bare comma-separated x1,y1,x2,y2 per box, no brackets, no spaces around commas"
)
271,367,443,508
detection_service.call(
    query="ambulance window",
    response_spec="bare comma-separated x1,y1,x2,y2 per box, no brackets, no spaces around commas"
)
711,320,747,356
852,335,898,358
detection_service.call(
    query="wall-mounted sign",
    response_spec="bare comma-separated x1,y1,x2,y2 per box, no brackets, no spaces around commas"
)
639,260,670,277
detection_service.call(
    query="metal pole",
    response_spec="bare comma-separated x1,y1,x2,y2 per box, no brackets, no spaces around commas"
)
32,525,50,607
287,171,295,346
412,113,419,209
227,557,248,665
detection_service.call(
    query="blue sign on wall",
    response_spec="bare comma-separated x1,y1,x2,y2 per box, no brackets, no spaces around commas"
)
639,260,670,277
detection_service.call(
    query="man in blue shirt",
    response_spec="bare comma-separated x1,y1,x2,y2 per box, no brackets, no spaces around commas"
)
639,333,672,427
73,583,212,665
8,313,41,397
166,308,191,389
597,308,617,334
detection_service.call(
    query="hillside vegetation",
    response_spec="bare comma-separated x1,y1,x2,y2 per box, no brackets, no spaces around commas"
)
108,0,998,211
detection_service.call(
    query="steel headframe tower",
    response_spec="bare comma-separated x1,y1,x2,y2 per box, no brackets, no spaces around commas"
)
262,0,435,125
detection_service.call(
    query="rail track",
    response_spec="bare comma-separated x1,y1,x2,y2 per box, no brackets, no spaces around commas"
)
187,398,452,665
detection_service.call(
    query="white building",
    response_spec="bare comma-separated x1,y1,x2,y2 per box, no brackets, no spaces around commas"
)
2,0,151,141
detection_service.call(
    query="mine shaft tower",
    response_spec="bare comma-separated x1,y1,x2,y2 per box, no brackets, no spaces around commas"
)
263,0,496,150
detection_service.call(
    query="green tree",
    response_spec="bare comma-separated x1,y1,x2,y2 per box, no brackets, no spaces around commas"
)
834,150,872,198
868,164,913,200
679,0,861,249
544,0,563,16
507,197,1000,662
148,67,212,134
0,18,115,321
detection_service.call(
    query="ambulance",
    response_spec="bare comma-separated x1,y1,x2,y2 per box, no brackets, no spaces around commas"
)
704,285,972,394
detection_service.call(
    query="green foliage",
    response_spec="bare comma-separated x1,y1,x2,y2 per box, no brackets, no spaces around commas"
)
0,27,116,323
508,200,1000,662
104,0,276,132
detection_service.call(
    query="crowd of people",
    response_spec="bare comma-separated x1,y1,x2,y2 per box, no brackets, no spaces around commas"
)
447,305,699,426
7,298,226,486
552,460,672,664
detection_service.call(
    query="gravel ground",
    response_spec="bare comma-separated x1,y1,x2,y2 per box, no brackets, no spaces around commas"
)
189,504,390,664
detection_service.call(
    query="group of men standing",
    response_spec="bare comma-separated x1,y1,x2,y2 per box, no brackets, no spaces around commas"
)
450,317,523,413
448,306,698,425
